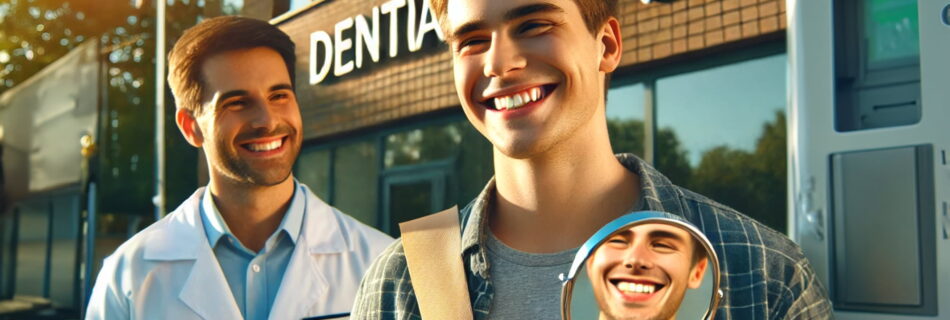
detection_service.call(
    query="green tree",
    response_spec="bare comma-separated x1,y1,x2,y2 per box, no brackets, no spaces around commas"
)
1,0,252,214
749,110,787,231
654,127,692,188
0,0,138,94
689,111,787,231
607,118,645,156
607,118,692,187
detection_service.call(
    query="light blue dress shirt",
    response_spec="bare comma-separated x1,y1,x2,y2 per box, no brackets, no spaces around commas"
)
199,181,306,320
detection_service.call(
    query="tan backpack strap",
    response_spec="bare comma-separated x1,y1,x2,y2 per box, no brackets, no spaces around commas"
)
399,206,474,320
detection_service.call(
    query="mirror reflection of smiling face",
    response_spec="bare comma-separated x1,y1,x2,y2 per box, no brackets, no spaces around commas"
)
586,223,708,320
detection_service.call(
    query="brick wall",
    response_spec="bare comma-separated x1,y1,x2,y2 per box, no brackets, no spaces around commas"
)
277,0,456,140
277,0,786,139
619,0,785,65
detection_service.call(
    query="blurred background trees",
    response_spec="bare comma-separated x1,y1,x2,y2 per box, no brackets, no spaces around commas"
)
609,110,787,232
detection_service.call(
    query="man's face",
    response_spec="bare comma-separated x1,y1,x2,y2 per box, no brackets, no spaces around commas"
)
189,47,302,186
586,223,708,320
445,0,615,158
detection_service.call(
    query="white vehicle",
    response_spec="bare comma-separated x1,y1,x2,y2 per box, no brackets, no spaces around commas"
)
788,0,948,318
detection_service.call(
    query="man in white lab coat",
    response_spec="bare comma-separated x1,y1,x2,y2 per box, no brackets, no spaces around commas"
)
86,16,393,320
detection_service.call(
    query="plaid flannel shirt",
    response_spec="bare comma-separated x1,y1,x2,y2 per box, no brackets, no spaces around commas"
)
351,154,833,319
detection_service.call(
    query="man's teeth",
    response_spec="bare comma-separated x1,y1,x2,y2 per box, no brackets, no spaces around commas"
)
617,282,656,294
246,139,282,152
493,87,543,110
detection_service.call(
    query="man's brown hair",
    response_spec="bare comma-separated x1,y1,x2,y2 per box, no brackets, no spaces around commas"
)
428,0,619,35
167,16,296,114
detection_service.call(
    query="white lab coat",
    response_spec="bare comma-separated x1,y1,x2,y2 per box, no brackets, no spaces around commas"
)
85,185,394,320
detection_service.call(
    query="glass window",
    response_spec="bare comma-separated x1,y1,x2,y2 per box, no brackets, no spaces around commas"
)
384,123,464,169
383,120,493,204
606,83,646,157
49,195,81,308
380,121,493,234
295,148,330,200
454,123,494,206
655,54,788,231
14,201,48,297
333,140,378,226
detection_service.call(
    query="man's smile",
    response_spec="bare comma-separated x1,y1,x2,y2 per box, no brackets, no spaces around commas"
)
238,135,289,156
479,83,558,112
608,276,668,304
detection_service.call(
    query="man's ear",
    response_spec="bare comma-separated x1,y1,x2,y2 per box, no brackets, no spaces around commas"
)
688,257,709,289
176,108,204,148
598,17,623,73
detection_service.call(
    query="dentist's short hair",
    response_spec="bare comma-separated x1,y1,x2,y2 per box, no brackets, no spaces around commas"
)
167,16,296,114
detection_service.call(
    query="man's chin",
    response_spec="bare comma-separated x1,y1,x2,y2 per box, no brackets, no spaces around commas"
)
490,134,555,160
603,302,674,320
244,171,292,186
221,163,294,187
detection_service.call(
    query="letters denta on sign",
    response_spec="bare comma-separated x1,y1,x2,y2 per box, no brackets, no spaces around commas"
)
309,0,445,85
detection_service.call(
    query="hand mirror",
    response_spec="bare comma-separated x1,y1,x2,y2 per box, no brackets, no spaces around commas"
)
560,211,723,320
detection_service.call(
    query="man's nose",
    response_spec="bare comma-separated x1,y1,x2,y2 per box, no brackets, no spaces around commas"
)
483,33,527,78
623,245,655,270
249,100,279,130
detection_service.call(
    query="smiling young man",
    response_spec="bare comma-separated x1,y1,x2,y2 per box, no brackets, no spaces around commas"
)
86,16,393,320
352,0,832,319
586,223,708,320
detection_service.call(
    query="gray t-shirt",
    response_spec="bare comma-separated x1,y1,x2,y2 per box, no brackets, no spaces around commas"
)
485,231,577,320
484,199,645,319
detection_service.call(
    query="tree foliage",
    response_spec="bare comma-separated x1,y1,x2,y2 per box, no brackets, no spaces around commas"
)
608,111,787,232
0,0,139,94
689,111,787,231
1,0,247,214
607,118,692,186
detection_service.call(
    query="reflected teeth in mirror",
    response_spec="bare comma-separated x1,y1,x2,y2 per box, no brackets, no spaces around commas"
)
617,282,656,294
247,139,282,152
493,87,543,110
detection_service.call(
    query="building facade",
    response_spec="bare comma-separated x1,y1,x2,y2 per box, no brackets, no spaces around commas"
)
273,0,791,235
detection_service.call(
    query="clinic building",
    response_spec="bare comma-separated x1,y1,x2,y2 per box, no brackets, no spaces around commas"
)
273,0,790,235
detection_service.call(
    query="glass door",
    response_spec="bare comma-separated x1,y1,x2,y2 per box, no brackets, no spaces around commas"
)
381,168,447,237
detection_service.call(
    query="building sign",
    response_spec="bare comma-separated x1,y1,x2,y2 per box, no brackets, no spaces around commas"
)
309,0,444,84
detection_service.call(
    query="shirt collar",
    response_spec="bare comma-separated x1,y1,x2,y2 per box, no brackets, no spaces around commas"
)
615,153,685,214
200,180,306,248
461,177,494,255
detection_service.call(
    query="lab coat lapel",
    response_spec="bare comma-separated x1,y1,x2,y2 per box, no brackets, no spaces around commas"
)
267,233,327,320
268,187,345,320
144,188,243,320
178,249,243,320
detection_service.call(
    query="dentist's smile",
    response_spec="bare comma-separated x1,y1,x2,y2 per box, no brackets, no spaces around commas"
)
237,135,288,157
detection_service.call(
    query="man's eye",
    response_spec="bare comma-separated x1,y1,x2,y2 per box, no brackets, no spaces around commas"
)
652,242,676,252
457,38,489,52
271,93,289,101
607,238,628,246
224,100,246,109
518,21,553,35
